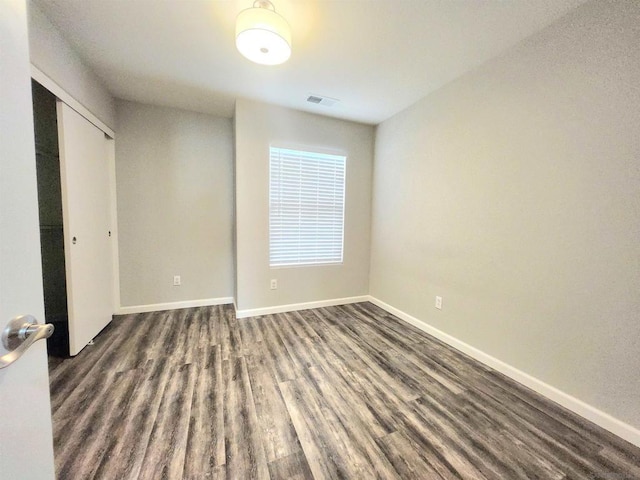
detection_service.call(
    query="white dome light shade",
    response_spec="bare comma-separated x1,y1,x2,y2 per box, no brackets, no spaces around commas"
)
236,3,291,66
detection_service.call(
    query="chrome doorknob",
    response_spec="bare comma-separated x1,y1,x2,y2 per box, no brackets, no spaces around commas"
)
0,315,54,369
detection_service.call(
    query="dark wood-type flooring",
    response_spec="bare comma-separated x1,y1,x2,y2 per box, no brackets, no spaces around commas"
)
48,302,640,479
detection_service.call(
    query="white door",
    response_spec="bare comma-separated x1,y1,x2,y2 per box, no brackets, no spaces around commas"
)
0,0,56,478
57,102,114,356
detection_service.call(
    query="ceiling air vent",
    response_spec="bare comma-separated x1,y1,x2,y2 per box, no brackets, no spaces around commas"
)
307,94,339,107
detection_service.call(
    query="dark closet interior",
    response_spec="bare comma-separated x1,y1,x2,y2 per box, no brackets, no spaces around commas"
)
32,80,69,357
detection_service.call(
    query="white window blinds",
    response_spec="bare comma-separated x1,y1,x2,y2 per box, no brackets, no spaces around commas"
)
269,146,346,267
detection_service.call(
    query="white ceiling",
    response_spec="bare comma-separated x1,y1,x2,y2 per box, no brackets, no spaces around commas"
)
35,0,587,125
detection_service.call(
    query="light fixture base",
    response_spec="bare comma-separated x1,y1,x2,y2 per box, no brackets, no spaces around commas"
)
236,1,292,66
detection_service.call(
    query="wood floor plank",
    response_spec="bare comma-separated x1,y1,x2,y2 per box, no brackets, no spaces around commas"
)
470,375,604,456
376,430,446,480
286,310,323,341
491,428,567,480
267,450,314,480
257,315,304,383
597,446,640,479
358,302,432,339
199,305,223,347
459,387,620,479
138,363,197,480
309,308,421,402
271,313,317,371
48,303,640,480
49,318,131,419
238,314,265,348
245,350,302,462
477,364,640,460
314,347,405,436
183,344,225,479
326,355,462,480
411,394,534,480
322,305,400,355
306,360,392,439
337,303,423,351
222,356,270,480
295,308,331,337
114,310,170,372
221,304,243,361
304,366,402,479
385,344,467,395
279,379,365,480
54,368,143,479
176,308,205,365
103,357,178,480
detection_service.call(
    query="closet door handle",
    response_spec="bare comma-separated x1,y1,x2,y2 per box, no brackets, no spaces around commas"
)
0,315,54,369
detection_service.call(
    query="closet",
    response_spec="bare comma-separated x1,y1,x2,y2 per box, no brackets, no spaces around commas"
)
32,80,115,356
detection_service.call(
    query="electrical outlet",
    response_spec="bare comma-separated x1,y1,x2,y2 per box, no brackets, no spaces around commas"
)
270,279,278,290
173,275,181,286
435,296,442,310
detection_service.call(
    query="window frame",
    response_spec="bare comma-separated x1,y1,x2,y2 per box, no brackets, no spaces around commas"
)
268,144,347,269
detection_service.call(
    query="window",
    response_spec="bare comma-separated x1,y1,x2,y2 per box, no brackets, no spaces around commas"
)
269,146,346,267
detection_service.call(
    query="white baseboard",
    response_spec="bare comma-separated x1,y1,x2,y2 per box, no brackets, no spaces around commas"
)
117,297,234,315
367,296,640,448
235,295,369,319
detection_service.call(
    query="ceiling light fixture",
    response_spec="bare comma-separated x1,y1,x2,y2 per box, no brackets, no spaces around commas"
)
236,0,291,66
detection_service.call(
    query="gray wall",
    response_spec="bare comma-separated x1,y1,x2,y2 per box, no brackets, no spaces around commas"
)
116,100,234,306
27,1,116,129
370,0,640,429
235,99,374,311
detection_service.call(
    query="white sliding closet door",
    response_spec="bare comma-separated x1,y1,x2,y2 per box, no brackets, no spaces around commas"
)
57,101,113,356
